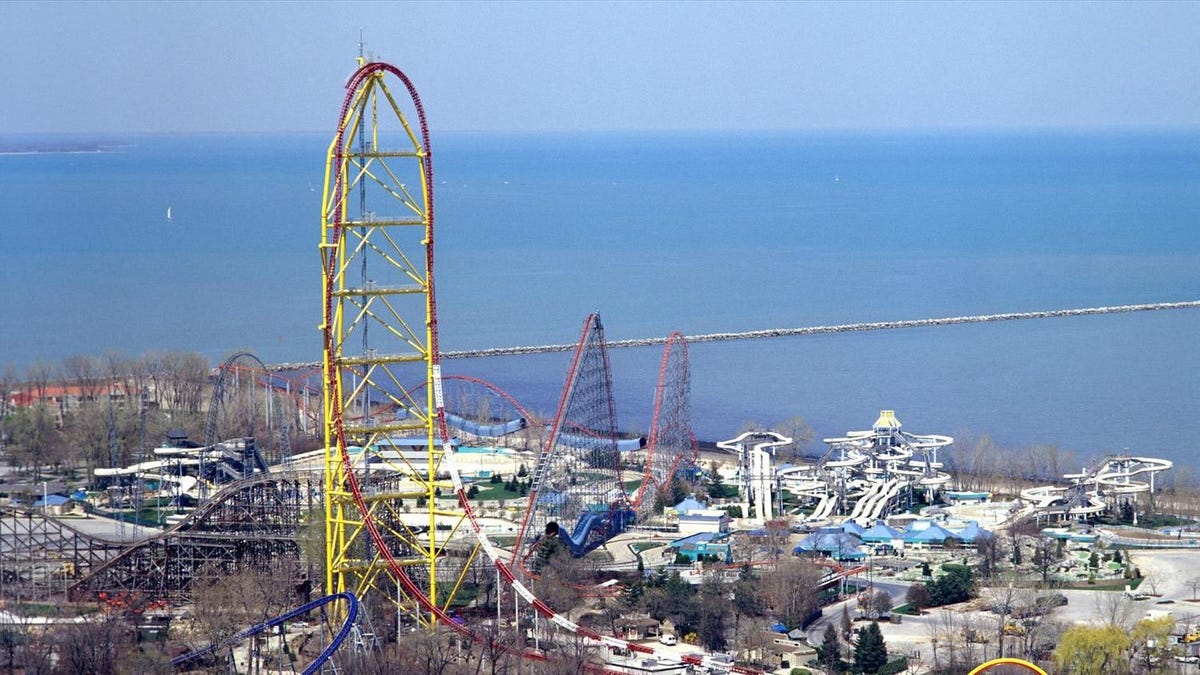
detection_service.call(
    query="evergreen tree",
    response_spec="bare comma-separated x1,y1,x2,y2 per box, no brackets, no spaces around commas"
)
926,563,975,606
818,623,840,667
853,621,888,674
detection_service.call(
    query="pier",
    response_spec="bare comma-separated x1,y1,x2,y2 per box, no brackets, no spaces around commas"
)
271,300,1200,369
440,300,1200,359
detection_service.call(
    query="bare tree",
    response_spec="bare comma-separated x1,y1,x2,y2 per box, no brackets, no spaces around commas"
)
61,354,102,403
762,517,792,561
1030,535,1060,585
529,629,599,675
530,546,585,619
984,579,1022,658
398,625,461,675
55,614,132,675
1092,590,1137,630
926,609,981,674
189,560,305,660
7,399,60,479
0,365,18,417
1006,517,1040,567
775,415,815,461
457,621,523,675
1141,572,1160,596
761,557,823,629
25,362,54,406
976,534,1006,579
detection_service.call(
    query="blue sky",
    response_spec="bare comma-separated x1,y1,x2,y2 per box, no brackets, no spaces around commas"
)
3,0,1198,134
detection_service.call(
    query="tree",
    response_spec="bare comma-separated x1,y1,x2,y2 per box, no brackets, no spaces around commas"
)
1031,535,1060,584
456,621,524,675
0,365,18,418
697,592,730,651
731,566,765,637
190,561,304,658
975,534,1005,579
926,563,975,607
5,403,61,478
1188,576,1200,601
762,517,792,561
55,615,128,675
775,415,815,462
1130,616,1174,673
762,557,823,629
397,625,459,675
854,621,888,674
818,623,841,667
1052,624,1131,674
871,589,893,618
529,630,599,675
985,580,1022,658
905,584,931,613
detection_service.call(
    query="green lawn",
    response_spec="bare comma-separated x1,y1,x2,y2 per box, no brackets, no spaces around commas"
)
631,542,666,553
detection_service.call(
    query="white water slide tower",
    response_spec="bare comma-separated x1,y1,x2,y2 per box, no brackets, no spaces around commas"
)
718,431,791,523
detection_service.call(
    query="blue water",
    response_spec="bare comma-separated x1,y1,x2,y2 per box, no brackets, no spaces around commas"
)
1,131,1198,465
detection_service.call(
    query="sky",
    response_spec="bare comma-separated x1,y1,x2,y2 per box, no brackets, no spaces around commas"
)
2,0,1199,135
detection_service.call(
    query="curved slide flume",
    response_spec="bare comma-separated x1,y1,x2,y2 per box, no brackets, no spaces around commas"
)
862,479,902,524
171,592,360,673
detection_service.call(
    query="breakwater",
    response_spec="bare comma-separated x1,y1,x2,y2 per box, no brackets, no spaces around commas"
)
441,300,1200,359
271,300,1199,369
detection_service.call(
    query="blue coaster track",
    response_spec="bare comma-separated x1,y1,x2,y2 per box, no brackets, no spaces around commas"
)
171,592,360,674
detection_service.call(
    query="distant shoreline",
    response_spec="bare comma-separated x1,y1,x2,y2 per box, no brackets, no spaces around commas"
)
0,143,123,156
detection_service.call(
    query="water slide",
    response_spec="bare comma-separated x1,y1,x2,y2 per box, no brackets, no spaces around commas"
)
555,508,636,557
444,412,526,437
847,479,885,522
1025,455,1173,518
171,592,360,674
860,478,901,524
855,478,892,524
809,493,837,521
554,431,646,452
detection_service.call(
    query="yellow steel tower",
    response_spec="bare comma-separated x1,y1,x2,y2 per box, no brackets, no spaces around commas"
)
320,61,470,623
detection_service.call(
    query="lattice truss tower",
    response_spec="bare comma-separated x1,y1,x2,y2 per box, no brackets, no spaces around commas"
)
512,314,626,564
634,332,697,517
320,62,470,621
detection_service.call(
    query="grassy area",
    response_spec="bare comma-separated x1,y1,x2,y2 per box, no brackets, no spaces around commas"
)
468,482,523,502
1060,576,1143,591
631,542,666,553
11,602,98,618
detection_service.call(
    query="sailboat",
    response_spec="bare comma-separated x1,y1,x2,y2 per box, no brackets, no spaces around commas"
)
166,206,173,222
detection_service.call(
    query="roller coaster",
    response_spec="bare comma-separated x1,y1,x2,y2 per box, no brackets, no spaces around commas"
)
9,59,1175,673
170,591,364,674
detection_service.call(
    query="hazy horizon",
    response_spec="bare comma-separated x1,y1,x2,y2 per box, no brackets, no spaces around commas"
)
3,1,1197,135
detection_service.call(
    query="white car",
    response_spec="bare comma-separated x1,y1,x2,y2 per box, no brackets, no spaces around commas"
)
658,633,677,645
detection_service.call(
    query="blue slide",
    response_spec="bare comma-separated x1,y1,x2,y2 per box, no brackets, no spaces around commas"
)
557,508,636,557
445,412,527,437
